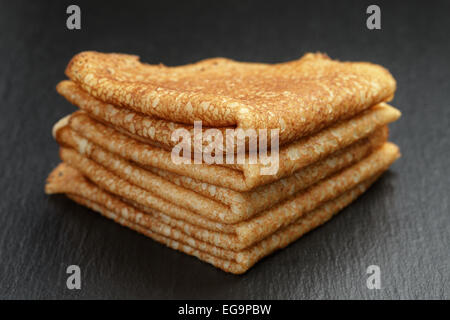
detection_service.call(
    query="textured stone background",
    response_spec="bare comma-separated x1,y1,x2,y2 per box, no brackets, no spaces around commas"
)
0,0,448,299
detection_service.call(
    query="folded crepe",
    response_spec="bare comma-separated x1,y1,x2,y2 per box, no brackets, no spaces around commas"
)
57,80,398,154
52,142,400,247
46,51,401,274
55,104,400,191
55,120,388,222
65,52,396,145
57,80,234,153
46,163,382,274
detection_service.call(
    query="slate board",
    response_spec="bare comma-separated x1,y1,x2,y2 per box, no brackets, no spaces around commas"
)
0,0,448,299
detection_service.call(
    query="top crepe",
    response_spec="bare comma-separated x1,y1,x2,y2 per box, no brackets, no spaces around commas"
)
66,52,396,143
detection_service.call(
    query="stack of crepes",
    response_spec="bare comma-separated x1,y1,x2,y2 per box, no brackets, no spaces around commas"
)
45,52,401,274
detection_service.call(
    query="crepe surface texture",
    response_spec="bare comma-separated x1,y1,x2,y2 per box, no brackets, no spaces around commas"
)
49,142,400,250
65,51,396,144
47,162,386,274
57,105,400,191
54,120,389,223
45,51,402,274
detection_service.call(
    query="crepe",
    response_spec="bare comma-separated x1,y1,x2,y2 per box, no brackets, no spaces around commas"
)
55,122,388,221
56,103,399,191
65,52,396,145
55,142,400,247
57,80,397,153
46,163,381,274
57,80,233,153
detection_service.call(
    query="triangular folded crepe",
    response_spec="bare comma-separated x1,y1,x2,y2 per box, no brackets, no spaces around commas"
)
56,123,388,221
53,104,399,191
46,51,402,274
47,163,381,274
53,143,400,246
65,52,396,145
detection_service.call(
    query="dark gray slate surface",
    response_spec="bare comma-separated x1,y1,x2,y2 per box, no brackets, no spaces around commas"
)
0,0,448,299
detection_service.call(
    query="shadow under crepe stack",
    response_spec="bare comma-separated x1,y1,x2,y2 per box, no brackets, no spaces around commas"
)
45,52,401,274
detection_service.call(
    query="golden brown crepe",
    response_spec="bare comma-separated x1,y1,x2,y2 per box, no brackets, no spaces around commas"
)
45,51,402,274
54,104,399,191
54,143,400,243
55,122,388,221
65,52,396,145
47,163,382,274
